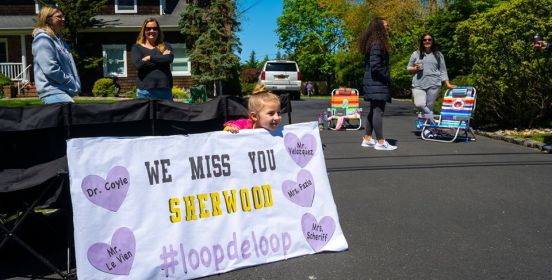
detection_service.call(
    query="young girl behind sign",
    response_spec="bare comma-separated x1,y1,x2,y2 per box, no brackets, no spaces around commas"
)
223,84,282,133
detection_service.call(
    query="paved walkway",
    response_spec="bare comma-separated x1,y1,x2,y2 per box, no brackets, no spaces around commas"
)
4,98,552,280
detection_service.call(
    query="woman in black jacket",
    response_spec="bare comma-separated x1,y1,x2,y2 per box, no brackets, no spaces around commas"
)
358,17,396,151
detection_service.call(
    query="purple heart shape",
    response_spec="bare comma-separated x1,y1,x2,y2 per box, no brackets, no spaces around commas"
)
301,213,336,252
282,170,315,207
284,133,317,168
81,166,130,212
87,227,136,275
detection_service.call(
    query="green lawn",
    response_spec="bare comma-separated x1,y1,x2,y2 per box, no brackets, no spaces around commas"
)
0,97,130,107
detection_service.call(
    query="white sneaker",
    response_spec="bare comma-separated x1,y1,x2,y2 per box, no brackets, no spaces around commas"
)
361,138,376,147
422,129,434,139
374,140,397,150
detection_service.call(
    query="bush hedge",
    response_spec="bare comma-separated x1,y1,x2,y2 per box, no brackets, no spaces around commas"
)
0,73,14,98
92,78,118,97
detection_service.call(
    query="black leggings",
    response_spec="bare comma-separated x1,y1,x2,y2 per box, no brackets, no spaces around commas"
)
365,100,386,140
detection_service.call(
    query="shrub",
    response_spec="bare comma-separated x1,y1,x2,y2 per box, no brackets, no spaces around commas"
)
172,86,190,100
240,82,256,96
92,78,117,97
0,73,13,98
240,68,261,83
0,73,12,87
333,51,364,91
455,0,552,128
125,86,137,98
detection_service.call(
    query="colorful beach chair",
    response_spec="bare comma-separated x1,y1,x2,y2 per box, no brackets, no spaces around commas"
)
327,87,362,130
420,86,477,142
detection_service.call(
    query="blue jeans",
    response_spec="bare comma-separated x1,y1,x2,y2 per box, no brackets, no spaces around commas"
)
40,93,74,104
136,88,173,101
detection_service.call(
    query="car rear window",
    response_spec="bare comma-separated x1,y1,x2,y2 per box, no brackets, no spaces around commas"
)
265,63,297,72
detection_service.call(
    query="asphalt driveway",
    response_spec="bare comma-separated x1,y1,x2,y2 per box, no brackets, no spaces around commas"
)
206,98,552,280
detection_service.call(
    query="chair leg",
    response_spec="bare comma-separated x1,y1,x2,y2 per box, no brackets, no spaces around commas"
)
0,175,72,279
0,223,67,278
0,179,56,249
62,175,76,279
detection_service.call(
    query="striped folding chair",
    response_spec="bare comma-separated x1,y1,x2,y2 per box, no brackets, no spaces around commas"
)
421,86,477,142
326,87,362,130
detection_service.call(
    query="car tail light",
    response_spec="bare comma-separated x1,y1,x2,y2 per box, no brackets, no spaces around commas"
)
261,71,265,80
297,71,301,81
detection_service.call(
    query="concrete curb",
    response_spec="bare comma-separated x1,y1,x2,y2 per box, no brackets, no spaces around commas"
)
476,130,551,153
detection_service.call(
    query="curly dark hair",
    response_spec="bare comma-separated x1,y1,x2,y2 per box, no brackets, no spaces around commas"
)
358,16,389,55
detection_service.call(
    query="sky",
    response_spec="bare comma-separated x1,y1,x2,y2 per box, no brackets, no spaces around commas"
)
236,0,283,63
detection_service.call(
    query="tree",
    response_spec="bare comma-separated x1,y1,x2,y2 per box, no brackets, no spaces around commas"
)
52,0,107,48
275,50,283,60
315,0,427,92
425,0,500,78
244,50,258,69
258,54,270,69
180,0,241,95
456,0,552,128
47,0,108,92
276,0,347,86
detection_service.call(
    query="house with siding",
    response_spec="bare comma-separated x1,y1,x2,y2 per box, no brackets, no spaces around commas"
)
0,0,193,97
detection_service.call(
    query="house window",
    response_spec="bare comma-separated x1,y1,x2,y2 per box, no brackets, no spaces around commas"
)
115,0,137,13
35,0,57,14
171,44,191,76
0,39,7,63
102,45,127,77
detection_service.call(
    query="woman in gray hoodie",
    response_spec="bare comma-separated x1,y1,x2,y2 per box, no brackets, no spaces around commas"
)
407,33,454,117
32,6,80,104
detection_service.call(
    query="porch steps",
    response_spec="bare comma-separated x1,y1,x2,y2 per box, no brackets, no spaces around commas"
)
18,83,37,97
2,83,37,98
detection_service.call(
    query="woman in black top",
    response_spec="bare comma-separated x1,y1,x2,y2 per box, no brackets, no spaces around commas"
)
358,16,396,151
131,18,174,101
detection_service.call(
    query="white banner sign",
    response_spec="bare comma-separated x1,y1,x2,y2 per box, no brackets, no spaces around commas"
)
67,121,348,279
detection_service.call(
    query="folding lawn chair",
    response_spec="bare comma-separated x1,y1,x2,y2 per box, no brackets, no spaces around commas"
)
190,84,208,103
0,156,74,279
420,86,477,142
327,87,362,130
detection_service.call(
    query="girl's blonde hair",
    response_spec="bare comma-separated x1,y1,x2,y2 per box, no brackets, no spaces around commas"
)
136,18,166,52
248,84,280,113
32,6,60,38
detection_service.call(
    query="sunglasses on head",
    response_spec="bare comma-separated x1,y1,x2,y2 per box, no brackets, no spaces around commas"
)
145,27,159,31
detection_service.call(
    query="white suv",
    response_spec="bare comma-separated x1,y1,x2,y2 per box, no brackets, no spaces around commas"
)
259,60,301,100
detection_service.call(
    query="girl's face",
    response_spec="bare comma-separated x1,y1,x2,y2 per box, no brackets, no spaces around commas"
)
423,35,433,50
382,20,390,33
251,100,282,132
144,21,160,42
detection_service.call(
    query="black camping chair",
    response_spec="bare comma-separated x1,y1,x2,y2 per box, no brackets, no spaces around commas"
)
0,156,74,279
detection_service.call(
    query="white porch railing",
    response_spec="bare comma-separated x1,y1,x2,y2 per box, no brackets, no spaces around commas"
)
0,63,24,81
1,63,32,96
